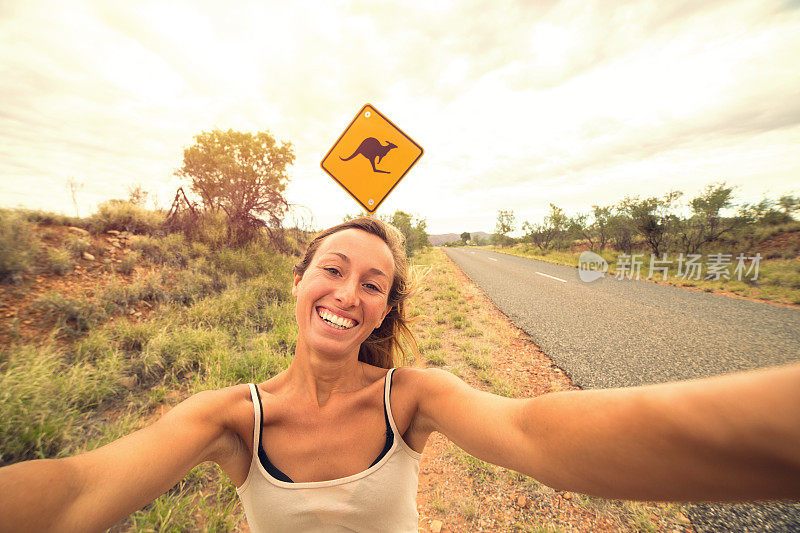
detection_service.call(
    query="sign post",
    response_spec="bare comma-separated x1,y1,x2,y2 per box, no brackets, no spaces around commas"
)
321,104,423,214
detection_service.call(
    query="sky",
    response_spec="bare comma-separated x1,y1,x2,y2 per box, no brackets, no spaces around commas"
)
1,0,799,235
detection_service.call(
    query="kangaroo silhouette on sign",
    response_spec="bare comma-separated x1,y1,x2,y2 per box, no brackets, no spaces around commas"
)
340,137,397,174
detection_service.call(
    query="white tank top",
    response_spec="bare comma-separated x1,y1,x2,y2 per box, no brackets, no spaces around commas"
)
236,368,422,532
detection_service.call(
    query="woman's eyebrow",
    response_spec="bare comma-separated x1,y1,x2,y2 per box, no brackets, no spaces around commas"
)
323,252,389,280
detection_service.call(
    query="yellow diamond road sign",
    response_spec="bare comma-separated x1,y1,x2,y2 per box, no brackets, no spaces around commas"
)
321,104,423,213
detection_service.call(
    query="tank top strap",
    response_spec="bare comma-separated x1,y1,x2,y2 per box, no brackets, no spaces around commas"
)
384,368,398,438
247,383,261,461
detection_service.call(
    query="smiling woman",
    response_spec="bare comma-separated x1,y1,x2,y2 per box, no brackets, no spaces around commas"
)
0,217,799,532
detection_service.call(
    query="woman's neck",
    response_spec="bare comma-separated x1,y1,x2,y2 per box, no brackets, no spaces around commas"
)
282,344,368,407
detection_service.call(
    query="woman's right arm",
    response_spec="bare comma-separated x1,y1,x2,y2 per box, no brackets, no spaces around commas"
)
0,387,248,533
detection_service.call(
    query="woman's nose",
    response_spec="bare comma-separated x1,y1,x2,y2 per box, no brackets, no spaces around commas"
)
334,278,359,307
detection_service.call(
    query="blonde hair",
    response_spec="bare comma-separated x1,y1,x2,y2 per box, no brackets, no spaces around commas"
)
293,217,421,368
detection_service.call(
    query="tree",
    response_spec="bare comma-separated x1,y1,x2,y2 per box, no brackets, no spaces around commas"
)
544,204,568,250
495,210,515,247
778,195,800,218
521,204,567,251
606,212,634,254
127,184,149,206
66,177,83,218
591,205,613,250
568,214,593,250
460,232,471,245
382,211,429,257
678,183,738,254
621,191,682,256
175,128,295,246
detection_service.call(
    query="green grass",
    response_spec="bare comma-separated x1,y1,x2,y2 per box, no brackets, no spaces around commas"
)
65,234,91,258
463,346,491,371
116,251,142,275
426,351,447,366
15,209,85,227
0,343,124,463
44,248,74,275
476,369,517,397
90,200,164,235
34,292,108,336
0,210,40,283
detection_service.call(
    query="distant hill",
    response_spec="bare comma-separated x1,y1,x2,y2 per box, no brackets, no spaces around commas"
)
428,231,491,246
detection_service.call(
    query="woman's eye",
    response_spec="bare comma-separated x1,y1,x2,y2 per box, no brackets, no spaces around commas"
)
324,267,340,276
364,283,381,292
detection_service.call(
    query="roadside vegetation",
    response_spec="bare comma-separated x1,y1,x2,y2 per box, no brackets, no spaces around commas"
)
446,183,800,305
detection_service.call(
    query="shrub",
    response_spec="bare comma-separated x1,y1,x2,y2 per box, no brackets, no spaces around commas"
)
186,277,285,333
0,210,40,283
44,248,74,275
98,271,169,309
135,327,229,383
35,292,107,335
213,243,288,279
116,251,141,275
16,209,85,228
90,200,164,235
166,268,229,306
65,234,91,258
109,319,159,353
130,234,192,267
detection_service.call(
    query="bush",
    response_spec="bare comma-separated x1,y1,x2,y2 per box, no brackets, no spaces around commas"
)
90,200,164,235
98,271,169,310
130,234,192,267
116,251,141,275
35,292,107,335
16,209,86,228
213,243,287,279
65,234,91,258
44,248,74,275
0,210,40,283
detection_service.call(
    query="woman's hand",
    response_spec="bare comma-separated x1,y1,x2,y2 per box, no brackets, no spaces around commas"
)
412,362,800,502
0,386,250,533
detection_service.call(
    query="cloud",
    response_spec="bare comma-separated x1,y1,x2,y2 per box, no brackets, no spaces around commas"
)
1,0,798,233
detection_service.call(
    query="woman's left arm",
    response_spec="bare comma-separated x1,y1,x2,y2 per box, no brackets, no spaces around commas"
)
412,363,800,502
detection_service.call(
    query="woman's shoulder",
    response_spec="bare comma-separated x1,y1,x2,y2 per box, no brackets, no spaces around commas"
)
176,384,257,432
391,366,450,387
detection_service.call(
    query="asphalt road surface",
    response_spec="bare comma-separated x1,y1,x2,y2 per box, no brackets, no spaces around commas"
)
444,247,800,532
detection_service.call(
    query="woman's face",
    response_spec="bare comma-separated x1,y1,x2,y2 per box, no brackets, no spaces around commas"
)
292,228,395,358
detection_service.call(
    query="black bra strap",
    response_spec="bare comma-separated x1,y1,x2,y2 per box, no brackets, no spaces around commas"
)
254,386,293,482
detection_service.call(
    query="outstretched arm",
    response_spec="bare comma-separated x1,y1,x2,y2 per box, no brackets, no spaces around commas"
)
413,363,800,501
0,388,244,533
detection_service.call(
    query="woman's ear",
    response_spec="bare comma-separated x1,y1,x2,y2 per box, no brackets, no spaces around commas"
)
379,305,393,326
291,273,302,298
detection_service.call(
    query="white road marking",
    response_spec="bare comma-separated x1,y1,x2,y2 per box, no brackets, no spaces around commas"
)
536,271,567,283
488,257,498,262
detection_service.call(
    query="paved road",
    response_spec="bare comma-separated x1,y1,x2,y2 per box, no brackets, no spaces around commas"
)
443,247,800,532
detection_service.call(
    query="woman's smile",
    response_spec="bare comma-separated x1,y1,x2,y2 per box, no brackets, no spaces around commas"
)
316,306,358,330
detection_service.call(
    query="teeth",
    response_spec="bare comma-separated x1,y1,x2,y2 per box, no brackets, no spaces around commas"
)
317,308,355,329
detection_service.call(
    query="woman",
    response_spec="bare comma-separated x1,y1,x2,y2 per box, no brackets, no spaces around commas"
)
0,216,799,532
